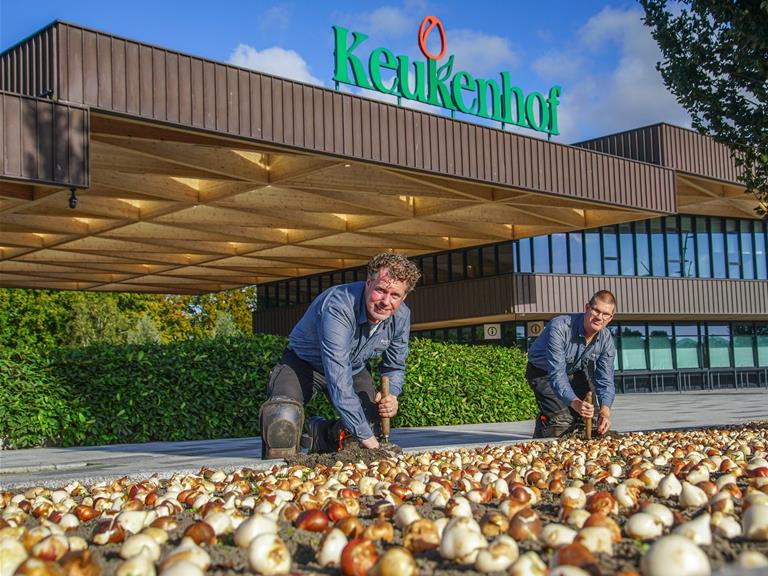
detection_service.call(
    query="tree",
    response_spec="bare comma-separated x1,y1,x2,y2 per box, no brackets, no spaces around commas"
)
209,311,242,339
126,314,163,345
641,0,768,217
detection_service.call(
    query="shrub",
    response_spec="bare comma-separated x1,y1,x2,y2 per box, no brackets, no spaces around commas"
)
0,347,90,449
3,335,532,448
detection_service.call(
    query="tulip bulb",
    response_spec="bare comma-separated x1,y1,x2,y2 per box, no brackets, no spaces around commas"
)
679,482,708,508
439,516,488,564
370,546,417,576
340,538,378,576
641,502,674,528
474,534,519,573
116,546,156,576
248,533,291,575
317,528,347,568
710,511,741,539
541,523,577,549
657,473,683,499
736,551,768,568
743,503,768,540
510,550,547,576
234,514,278,548
624,512,663,540
0,537,27,575
640,534,710,576
403,518,440,553
159,560,204,576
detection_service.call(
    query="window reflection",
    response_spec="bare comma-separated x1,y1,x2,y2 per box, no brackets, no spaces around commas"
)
620,325,647,371
695,217,711,278
732,323,755,367
756,222,767,280
707,324,731,368
649,324,673,370
665,217,681,277
741,221,755,280
650,219,666,276
711,219,726,278
518,238,532,273
551,233,568,273
585,230,601,275
533,236,550,273
675,324,701,369
680,216,696,277
635,221,651,276
619,223,635,275
569,232,584,274
726,219,740,278
603,226,619,275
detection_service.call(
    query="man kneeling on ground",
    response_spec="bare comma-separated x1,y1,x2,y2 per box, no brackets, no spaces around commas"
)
526,290,618,438
260,253,421,458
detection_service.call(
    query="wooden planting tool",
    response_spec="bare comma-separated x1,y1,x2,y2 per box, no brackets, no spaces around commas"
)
381,375,391,444
584,391,593,440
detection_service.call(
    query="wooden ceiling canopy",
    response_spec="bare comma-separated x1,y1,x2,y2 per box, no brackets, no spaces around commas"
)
1,113,666,294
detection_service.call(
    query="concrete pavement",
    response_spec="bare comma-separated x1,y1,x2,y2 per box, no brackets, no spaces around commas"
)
1,390,766,489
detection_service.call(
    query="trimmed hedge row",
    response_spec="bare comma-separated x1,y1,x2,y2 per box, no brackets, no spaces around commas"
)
0,335,535,449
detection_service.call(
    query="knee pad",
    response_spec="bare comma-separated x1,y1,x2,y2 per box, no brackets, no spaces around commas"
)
260,396,304,459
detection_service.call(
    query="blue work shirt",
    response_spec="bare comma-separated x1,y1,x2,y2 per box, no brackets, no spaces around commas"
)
527,313,616,408
289,281,411,440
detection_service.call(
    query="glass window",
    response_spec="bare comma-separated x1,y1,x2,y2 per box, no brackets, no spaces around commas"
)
695,217,711,278
602,226,619,275
518,238,532,273
707,324,731,368
551,234,568,273
726,219,741,278
569,232,584,274
649,324,674,370
711,218,726,278
585,230,601,274
619,223,635,276
278,281,289,307
450,252,465,281
498,243,513,274
665,216,681,277
533,236,551,273
757,324,768,367
288,280,298,305
459,326,473,343
310,276,320,300
297,278,308,304
756,221,767,280
680,216,696,277
620,325,648,370
650,218,666,276
446,328,459,343
421,256,435,285
609,325,620,370
675,323,701,369
635,220,651,276
741,220,755,279
436,254,450,283
733,323,755,367
481,246,497,276
466,249,480,279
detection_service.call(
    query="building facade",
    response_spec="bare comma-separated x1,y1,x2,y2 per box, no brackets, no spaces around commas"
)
1,22,766,394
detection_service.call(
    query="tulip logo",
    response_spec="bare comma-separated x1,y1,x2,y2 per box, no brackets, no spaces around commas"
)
332,17,561,137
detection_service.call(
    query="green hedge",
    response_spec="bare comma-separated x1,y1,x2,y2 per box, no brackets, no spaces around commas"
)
0,336,534,448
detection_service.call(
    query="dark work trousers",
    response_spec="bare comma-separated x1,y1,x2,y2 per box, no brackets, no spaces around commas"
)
526,363,594,438
267,348,381,440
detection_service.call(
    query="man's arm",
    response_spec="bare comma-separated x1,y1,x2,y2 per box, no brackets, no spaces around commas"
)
376,312,410,419
544,320,579,407
318,303,374,442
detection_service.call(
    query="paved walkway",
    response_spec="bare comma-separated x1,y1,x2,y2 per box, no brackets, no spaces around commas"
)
1,390,766,489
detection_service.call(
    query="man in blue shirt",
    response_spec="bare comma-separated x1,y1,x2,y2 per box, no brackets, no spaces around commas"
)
526,290,617,438
260,253,421,458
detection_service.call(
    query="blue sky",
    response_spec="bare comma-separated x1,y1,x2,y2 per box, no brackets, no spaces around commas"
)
0,0,690,142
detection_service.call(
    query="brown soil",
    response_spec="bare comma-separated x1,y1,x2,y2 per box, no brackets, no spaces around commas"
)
286,441,403,468
9,423,768,575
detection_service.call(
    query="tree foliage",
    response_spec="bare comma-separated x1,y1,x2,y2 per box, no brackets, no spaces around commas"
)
641,0,768,217
0,287,257,349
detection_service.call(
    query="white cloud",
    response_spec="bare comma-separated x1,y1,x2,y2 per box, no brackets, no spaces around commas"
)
228,44,323,86
446,30,519,77
531,7,691,142
362,6,412,36
259,6,291,33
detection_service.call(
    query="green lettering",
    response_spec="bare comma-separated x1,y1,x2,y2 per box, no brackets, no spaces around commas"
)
396,56,427,102
500,72,526,126
426,56,456,110
547,85,561,136
369,47,399,94
525,92,550,132
476,78,502,120
332,25,373,89
451,71,477,114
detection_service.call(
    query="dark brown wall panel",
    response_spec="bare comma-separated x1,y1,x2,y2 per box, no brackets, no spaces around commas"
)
0,91,89,188
0,24,57,98
577,124,742,185
513,274,768,318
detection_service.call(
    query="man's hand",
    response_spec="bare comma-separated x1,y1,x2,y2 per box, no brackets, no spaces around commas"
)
597,406,612,435
361,436,380,449
569,398,594,419
375,392,399,418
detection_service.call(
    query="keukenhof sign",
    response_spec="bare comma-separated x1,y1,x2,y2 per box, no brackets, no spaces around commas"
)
333,16,561,137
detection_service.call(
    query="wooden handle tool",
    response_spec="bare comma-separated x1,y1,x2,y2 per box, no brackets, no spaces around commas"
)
381,375,391,443
584,391,593,440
